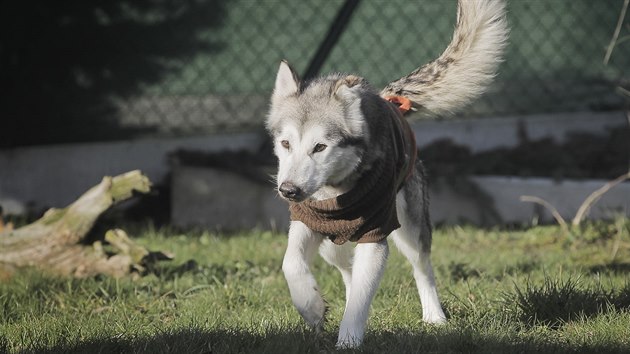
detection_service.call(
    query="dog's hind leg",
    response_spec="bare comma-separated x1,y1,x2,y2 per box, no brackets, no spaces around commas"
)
319,240,354,307
336,240,389,348
391,192,447,324
282,221,326,330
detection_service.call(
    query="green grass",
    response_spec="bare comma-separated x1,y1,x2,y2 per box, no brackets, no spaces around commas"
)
1,221,630,353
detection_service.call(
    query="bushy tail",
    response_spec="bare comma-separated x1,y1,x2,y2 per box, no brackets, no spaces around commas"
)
380,0,508,117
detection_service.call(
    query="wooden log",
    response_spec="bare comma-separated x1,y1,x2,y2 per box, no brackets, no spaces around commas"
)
0,170,171,278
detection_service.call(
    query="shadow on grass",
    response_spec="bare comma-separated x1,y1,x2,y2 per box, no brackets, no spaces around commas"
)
511,277,630,329
589,262,630,275
140,257,280,287
17,325,630,354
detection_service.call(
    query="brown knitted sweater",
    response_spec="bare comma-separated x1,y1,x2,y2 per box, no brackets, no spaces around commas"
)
289,102,416,245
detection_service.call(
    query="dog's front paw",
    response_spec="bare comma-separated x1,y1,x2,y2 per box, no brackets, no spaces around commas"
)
335,335,362,350
423,310,447,324
294,287,327,330
335,326,363,349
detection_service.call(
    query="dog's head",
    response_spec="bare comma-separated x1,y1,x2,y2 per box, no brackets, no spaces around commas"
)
266,61,369,202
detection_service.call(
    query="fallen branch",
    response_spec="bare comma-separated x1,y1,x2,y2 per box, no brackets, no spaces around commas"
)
571,171,630,227
519,195,569,236
603,0,629,65
520,171,630,239
0,170,172,279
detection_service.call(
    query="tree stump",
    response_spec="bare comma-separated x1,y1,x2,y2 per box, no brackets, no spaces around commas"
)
0,170,172,279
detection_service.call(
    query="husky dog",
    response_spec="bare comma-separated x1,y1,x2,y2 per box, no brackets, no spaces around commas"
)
266,0,507,348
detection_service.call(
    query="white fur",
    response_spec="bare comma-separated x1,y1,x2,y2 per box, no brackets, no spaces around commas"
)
282,221,327,329
274,61,299,98
282,191,446,349
391,193,446,324
274,123,362,201
335,240,389,348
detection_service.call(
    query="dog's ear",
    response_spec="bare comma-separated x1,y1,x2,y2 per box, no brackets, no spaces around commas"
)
333,75,367,136
273,60,300,98
333,75,364,100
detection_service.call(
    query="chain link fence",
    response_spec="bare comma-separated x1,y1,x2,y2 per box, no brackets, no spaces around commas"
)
1,0,628,148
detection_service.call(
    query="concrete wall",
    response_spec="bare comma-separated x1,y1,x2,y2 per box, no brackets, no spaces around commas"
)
171,168,630,230
430,176,630,225
171,166,289,231
1,111,628,228
412,110,628,153
0,133,265,214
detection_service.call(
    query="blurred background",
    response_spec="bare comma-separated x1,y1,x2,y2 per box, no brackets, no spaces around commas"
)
0,0,629,228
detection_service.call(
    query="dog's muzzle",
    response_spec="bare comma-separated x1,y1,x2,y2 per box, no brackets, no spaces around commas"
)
279,182,304,201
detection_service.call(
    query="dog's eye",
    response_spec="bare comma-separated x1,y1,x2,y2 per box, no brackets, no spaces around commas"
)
313,143,327,153
280,140,290,150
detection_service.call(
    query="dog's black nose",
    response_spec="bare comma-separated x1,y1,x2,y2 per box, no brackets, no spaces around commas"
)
279,182,302,200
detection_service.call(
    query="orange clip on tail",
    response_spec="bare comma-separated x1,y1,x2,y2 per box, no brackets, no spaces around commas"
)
384,96,412,114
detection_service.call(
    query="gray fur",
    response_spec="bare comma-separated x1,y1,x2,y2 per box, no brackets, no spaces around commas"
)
266,0,508,348
402,159,433,252
381,0,508,117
